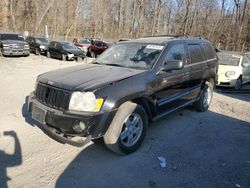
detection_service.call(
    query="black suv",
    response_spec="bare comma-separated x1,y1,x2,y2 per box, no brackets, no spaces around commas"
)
0,33,30,56
28,36,218,155
26,36,49,55
47,41,86,61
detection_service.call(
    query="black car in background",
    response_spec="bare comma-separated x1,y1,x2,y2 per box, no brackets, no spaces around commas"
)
47,41,86,61
0,33,30,57
26,36,49,55
28,36,218,155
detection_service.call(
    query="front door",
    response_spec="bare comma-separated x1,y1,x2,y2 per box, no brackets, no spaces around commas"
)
154,42,190,113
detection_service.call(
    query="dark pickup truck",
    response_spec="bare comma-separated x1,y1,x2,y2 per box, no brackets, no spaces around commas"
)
28,36,218,155
0,33,30,56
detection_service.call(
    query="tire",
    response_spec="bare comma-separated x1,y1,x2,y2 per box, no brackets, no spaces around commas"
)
193,81,214,112
47,51,51,58
61,54,67,61
104,102,148,155
35,48,40,55
90,51,96,58
234,77,242,90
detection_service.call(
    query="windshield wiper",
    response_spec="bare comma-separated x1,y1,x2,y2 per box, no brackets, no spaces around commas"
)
104,63,124,67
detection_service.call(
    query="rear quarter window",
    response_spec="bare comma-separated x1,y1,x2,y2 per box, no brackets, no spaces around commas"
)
202,43,216,60
188,44,205,64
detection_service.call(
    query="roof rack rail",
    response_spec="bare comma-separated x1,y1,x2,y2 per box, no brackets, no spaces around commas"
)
142,35,204,39
143,34,180,38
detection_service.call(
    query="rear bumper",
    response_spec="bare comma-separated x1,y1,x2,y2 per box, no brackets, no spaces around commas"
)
2,49,30,56
28,93,116,146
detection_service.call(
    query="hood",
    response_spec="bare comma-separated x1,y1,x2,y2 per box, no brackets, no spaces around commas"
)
38,64,147,91
65,49,84,55
1,40,27,45
218,64,242,75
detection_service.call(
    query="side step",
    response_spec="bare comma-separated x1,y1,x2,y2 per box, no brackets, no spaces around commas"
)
152,100,194,121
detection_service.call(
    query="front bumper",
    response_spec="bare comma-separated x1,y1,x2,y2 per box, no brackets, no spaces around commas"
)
2,49,30,56
67,54,86,61
39,48,47,54
28,93,116,146
217,76,237,87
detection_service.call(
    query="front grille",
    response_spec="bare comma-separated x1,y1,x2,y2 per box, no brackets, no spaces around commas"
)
35,83,71,110
10,44,24,49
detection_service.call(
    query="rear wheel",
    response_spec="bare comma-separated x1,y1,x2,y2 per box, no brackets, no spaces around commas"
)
193,81,214,112
61,54,67,61
46,51,50,58
234,77,242,90
104,102,148,155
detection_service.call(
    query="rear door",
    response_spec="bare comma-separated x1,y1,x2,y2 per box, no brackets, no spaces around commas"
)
186,43,208,90
55,43,63,59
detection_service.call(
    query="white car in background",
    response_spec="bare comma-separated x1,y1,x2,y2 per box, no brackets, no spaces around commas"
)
217,51,250,89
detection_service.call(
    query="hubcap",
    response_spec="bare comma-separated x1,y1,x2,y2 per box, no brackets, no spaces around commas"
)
120,113,143,147
203,86,212,107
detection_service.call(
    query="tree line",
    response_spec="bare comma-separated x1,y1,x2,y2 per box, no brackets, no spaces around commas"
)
0,0,249,51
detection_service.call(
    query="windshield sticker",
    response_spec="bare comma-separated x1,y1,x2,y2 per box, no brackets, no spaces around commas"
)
232,55,241,59
146,45,164,50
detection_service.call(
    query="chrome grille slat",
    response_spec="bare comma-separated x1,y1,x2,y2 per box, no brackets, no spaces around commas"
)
35,83,71,110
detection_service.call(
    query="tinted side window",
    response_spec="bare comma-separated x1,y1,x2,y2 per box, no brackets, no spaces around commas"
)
164,43,187,62
55,43,61,49
202,43,216,60
95,42,103,47
242,55,250,65
49,42,54,48
188,44,205,63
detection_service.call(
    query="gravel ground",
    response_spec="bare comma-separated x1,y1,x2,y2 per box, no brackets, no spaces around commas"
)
0,54,250,188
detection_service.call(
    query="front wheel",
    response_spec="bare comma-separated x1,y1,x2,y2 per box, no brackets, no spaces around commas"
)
193,81,214,112
90,51,96,58
104,102,148,155
234,77,242,90
61,54,67,61
35,48,40,55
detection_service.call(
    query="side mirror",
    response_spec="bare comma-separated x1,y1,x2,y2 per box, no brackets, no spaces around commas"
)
160,60,184,72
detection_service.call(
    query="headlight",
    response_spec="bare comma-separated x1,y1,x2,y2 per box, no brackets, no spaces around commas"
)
40,45,45,49
225,71,235,77
3,44,10,48
24,44,29,49
69,91,104,112
67,53,74,58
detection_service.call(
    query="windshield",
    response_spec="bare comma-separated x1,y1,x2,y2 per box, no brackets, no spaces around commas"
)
79,39,91,44
93,43,164,69
218,54,241,66
62,42,78,50
0,34,24,41
35,37,49,44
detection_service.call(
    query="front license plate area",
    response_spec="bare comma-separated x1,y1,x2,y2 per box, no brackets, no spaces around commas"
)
32,105,46,124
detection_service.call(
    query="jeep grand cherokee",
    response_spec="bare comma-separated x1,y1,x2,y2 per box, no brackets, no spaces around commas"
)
28,36,218,155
